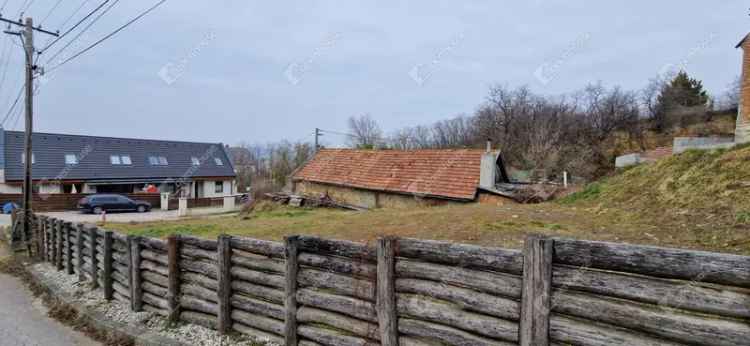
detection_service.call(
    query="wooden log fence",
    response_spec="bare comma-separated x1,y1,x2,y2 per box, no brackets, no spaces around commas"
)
29,213,750,346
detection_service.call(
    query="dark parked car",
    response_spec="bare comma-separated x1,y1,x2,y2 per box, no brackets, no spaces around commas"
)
77,194,152,214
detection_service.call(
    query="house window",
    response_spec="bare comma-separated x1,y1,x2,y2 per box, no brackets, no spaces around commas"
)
215,181,224,194
121,155,132,165
214,158,223,166
21,153,35,164
148,156,159,165
191,157,200,165
110,155,121,165
158,156,168,165
65,154,78,165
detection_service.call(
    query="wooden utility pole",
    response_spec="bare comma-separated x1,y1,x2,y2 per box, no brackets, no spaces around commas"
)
0,16,58,251
314,128,322,152
21,18,34,253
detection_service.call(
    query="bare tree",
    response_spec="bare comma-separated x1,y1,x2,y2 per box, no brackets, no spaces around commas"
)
719,76,740,111
347,114,383,148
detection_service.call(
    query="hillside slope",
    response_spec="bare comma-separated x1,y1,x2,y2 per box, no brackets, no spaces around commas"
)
562,144,750,252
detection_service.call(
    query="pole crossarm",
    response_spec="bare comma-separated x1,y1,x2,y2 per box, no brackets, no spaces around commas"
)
0,16,59,36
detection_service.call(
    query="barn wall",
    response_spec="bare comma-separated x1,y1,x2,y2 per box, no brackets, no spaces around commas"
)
294,181,458,209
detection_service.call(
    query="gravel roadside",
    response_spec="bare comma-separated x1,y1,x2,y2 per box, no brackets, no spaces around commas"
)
31,263,274,346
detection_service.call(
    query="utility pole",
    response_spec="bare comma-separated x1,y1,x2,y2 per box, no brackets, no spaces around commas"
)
21,18,34,254
314,128,322,153
1,16,58,252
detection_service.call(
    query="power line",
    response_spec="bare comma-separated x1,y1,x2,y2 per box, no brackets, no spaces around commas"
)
44,0,119,65
40,0,93,50
9,94,22,129
1,83,22,126
319,129,359,138
47,0,167,72
0,36,11,94
18,0,35,16
39,0,107,53
40,0,65,25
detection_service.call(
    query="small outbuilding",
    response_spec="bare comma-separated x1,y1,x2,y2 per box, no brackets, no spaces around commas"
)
291,148,515,209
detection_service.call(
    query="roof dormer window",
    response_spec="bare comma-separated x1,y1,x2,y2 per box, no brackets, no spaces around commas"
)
149,155,168,165
65,154,78,165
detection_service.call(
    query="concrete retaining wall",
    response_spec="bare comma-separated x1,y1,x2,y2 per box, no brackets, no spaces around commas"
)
673,137,736,154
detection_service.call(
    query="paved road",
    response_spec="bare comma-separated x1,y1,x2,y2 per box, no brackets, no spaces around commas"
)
0,246,100,346
0,206,235,228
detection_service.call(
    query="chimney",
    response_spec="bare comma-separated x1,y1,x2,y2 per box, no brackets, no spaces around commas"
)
736,34,750,143
479,141,497,189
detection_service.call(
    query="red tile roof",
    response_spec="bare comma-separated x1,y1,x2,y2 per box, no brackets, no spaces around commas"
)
293,149,486,200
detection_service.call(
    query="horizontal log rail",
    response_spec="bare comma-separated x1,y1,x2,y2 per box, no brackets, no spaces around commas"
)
27,212,750,346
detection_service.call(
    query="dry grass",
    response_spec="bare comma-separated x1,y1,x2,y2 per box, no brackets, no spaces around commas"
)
107,199,749,255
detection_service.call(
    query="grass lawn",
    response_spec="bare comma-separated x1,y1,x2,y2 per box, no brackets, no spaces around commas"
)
105,201,750,255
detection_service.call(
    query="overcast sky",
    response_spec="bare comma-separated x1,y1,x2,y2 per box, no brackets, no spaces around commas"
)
0,1,746,147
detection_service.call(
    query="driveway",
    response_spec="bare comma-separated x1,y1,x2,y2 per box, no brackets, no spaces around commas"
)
41,206,236,224
0,245,100,346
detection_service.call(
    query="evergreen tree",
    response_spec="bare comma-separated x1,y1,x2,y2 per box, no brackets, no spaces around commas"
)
658,71,709,108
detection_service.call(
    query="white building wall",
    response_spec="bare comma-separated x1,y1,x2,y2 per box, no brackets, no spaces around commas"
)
39,184,61,194
202,179,233,198
0,182,21,193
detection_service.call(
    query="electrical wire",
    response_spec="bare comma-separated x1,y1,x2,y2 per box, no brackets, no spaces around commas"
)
0,0,10,13
44,0,119,65
320,129,359,138
18,0,35,16
0,36,11,94
1,83,23,127
9,94,22,129
47,0,167,73
40,0,93,50
39,0,107,53
40,0,64,25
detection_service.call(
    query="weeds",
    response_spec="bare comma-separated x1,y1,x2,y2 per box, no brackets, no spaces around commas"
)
559,182,602,204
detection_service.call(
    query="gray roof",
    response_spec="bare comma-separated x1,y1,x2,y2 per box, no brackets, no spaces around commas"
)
1,129,235,182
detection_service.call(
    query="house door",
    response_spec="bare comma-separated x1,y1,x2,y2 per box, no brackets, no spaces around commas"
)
195,182,204,198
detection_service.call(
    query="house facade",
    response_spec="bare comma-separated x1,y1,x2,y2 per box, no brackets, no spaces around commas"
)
292,148,513,209
0,128,236,198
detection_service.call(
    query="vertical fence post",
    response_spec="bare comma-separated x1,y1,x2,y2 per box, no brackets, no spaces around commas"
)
519,235,553,346
31,213,38,258
103,231,113,300
36,215,42,260
47,217,54,263
128,236,143,312
284,236,299,346
377,237,399,346
64,222,73,275
166,235,181,323
55,220,64,271
89,226,99,289
76,224,85,281
40,216,47,261
49,219,55,265
217,235,232,334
